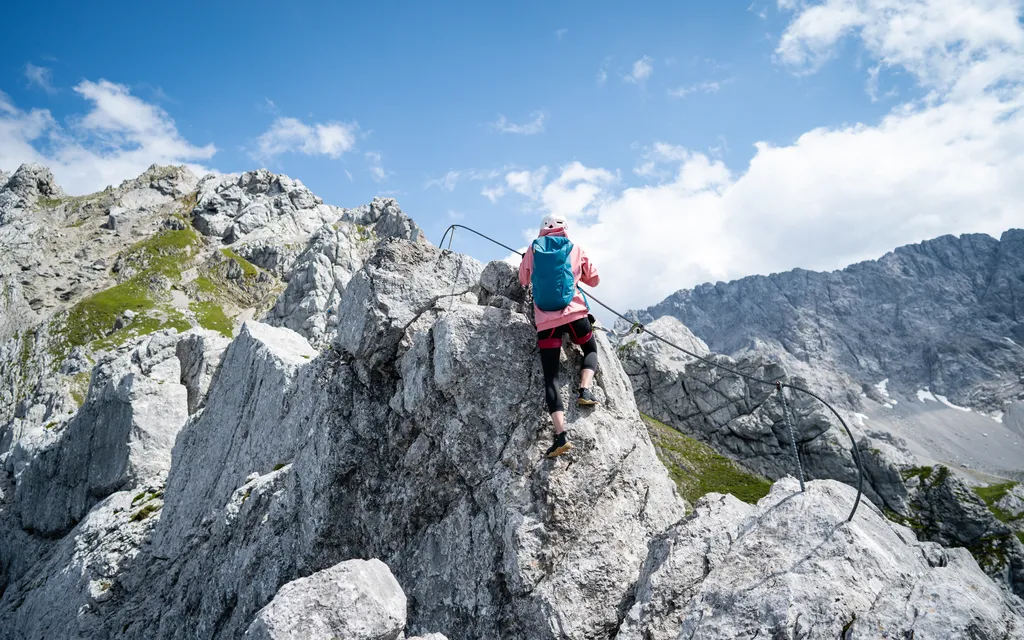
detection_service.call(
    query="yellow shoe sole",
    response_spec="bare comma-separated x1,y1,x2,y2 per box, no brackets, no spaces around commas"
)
546,442,574,458
577,397,599,406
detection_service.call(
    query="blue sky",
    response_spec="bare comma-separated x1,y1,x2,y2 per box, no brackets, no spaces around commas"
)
2,0,1022,314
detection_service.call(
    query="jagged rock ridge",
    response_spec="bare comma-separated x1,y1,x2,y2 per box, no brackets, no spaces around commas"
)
1,164,1021,639
627,230,1024,412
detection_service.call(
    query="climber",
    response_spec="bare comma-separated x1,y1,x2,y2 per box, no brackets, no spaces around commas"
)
518,213,601,458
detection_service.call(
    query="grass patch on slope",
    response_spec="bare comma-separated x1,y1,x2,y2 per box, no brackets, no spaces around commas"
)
219,247,260,278
973,481,1022,524
642,413,772,506
189,300,233,337
49,227,202,360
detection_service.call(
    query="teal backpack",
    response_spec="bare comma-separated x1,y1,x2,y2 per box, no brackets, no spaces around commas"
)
531,235,576,311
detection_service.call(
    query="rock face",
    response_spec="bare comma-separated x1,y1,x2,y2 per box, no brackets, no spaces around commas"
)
193,169,423,277
9,331,188,537
262,198,427,349
243,559,408,640
628,230,1024,412
622,478,1024,639
617,318,890,508
3,163,1022,639
905,466,1024,595
618,313,1024,598
0,237,688,640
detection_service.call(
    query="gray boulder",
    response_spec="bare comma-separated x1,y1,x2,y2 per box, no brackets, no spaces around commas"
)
636,478,1024,639
244,559,407,640
616,493,753,640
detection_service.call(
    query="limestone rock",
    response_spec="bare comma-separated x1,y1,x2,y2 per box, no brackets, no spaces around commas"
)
340,197,426,244
117,164,199,199
2,163,64,204
175,329,231,414
11,331,188,536
906,465,1024,596
243,559,407,640
626,230,1024,413
616,493,753,640
616,328,895,508
261,223,376,347
639,479,1024,639
61,238,684,640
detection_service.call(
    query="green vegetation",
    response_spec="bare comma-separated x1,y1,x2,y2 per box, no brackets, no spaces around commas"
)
354,224,374,243
883,507,924,531
642,413,772,506
219,247,260,277
44,422,58,430
129,502,162,522
1016,532,1024,545
273,463,287,471
122,227,202,279
69,371,91,407
190,300,233,337
973,481,1022,524
38,197,64,208
193,276,219,294
131,490,163,505
49,228,202,360
616,340,639,356
900,466,934,482
968,533,1015,574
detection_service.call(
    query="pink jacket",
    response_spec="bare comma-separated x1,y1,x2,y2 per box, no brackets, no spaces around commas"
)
518,228,600,332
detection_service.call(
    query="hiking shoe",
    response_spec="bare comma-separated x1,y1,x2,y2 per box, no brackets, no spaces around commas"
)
546,431,573,458
577,387,599,406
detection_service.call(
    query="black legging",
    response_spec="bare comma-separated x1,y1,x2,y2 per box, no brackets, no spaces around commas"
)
538,317,599,413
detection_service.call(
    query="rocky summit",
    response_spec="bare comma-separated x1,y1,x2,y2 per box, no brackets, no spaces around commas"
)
2,164,1023,639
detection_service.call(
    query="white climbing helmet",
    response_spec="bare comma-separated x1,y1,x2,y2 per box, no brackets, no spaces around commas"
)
540,214,568,232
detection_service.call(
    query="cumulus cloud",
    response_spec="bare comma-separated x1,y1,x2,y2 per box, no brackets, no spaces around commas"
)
505,167,549,198
500,0,1024,316
24,63,56,94
254,117,357,161
625,56,654,84
490,112,546,135
0,80,216,194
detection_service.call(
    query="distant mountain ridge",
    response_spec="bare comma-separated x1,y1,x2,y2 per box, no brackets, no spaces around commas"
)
628,230,1024,411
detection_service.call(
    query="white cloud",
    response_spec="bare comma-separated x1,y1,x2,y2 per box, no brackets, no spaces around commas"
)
481,185,506,202
505,167,548,198
556,28,568,40
500,0,1024,316
365,151,389,182
254,117,357,161
0,80,216,195
597,59,610,85
24,63,56,94
625,56,654,84
667,79,732,99
425,170,462,190
490,112,546,135
776,0,1024,90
